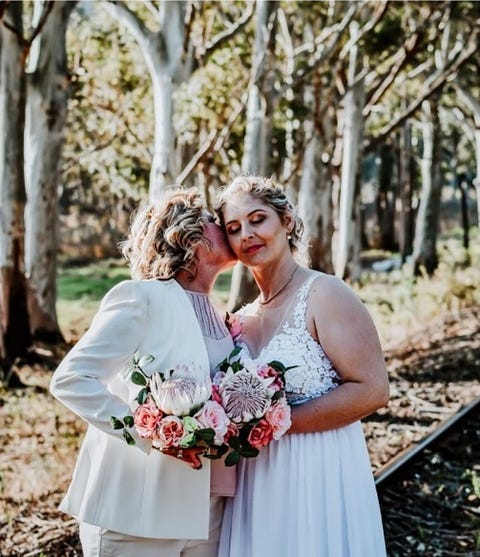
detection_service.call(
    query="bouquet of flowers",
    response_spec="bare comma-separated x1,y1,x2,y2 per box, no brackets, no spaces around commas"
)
111,347,294,469
212,346,293,466
111,353,230,469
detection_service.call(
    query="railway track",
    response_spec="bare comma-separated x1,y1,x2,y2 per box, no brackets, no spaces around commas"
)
374,395,480,556
374,395,480,487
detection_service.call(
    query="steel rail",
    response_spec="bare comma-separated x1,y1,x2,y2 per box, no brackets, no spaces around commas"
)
374,395,480,487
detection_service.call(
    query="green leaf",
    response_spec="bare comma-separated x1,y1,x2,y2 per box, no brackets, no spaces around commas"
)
229,346,242,359
228,436,241,450
183,416,200,432
139,354,155,367
197,428,215,443
268,360,286,373
131,371,147,386
271,390,283,402
110,416,124,430
136,387,149,405
123,415,134,428
284,365,298,372
231,361,243,372
239,446,259,458
123,429,136,445
179,432,197,447
225,450,240,466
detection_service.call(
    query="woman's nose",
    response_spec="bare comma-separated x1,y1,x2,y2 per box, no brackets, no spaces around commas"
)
241,224,254,240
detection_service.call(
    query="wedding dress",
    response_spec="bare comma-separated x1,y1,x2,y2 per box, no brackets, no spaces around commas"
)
218,273,387,557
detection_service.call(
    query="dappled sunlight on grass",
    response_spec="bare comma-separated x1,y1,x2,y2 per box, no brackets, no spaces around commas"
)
357,232,480,349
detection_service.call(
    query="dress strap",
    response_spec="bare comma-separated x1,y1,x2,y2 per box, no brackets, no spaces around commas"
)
291,273,319,329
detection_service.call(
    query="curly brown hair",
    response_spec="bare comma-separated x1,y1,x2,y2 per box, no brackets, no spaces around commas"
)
121,187,210,280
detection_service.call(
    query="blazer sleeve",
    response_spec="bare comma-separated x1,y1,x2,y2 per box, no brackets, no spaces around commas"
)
50,280,152,453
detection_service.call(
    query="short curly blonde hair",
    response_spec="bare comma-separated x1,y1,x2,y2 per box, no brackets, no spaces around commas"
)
121,187,210,280
215,175,304,254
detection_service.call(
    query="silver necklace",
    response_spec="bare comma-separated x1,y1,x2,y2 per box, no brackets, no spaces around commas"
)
259,265,299,306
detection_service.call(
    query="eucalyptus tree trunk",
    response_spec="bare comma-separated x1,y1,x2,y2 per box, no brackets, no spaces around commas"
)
376,142,397,251
0,2,32,375
334,23,365,279
25,1,76,342
398,118,415,262
228,0,278,311
412,98,443,276
297,72,335,273
105,1,186,202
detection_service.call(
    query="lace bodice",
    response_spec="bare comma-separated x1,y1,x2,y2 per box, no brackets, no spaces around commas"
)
237,274,342,405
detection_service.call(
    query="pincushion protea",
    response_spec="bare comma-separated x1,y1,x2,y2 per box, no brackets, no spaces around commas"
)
220,368,275,423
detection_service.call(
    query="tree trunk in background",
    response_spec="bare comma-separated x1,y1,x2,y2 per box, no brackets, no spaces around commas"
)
0,2,32,378
228,0,278,312
334,22,365,279
398,118,415,262
25,1,76,342
298,126,334,272
376,142,397,251
412,98,443,276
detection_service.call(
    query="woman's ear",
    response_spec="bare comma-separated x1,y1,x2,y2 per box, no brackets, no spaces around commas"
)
283,212,295,234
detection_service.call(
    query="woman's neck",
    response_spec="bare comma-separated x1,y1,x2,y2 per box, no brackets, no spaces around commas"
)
252,257,299,304
175,269,216,295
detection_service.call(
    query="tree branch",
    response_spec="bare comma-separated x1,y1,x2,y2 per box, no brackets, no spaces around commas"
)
104,1,153,47
201,2,255,63
364,29,479,153
25,0,54,48
288,4,357,92
176,90,249,185
338,1,389,61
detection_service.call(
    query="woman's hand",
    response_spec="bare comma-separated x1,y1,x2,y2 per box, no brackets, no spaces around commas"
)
160,447,206,469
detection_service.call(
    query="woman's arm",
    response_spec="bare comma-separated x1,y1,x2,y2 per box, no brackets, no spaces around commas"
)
288,275,389,434
50,280,152,452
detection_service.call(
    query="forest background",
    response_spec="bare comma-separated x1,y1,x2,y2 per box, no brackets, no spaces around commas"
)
0,0,479,554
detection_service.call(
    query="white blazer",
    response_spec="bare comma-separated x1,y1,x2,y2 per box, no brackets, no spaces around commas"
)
50,279,214,539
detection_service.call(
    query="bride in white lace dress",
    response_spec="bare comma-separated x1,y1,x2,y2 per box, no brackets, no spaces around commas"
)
215,176,389,557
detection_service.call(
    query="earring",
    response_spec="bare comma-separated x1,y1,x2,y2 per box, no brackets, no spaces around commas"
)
287,234,292,240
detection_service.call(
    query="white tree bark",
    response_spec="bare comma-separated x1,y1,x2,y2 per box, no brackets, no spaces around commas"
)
298,130,334,272
412,98,442,276
334,23,365,279
25,0,76,341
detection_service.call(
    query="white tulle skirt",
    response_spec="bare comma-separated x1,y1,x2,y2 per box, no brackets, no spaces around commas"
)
218,421,386,557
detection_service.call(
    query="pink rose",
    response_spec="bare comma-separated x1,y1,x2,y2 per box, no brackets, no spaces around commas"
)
225,313,242,341
223,422,240,444
247,419,274,449
195,401,230,445
211,384,223,405
133,402,162,439
257,365,284,391
156,416,185,448
265,398,291,440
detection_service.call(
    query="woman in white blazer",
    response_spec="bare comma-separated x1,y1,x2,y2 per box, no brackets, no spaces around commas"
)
50,187,237,557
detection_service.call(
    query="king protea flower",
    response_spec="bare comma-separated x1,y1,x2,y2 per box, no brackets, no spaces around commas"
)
149,366,211,417
220,368,275,423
